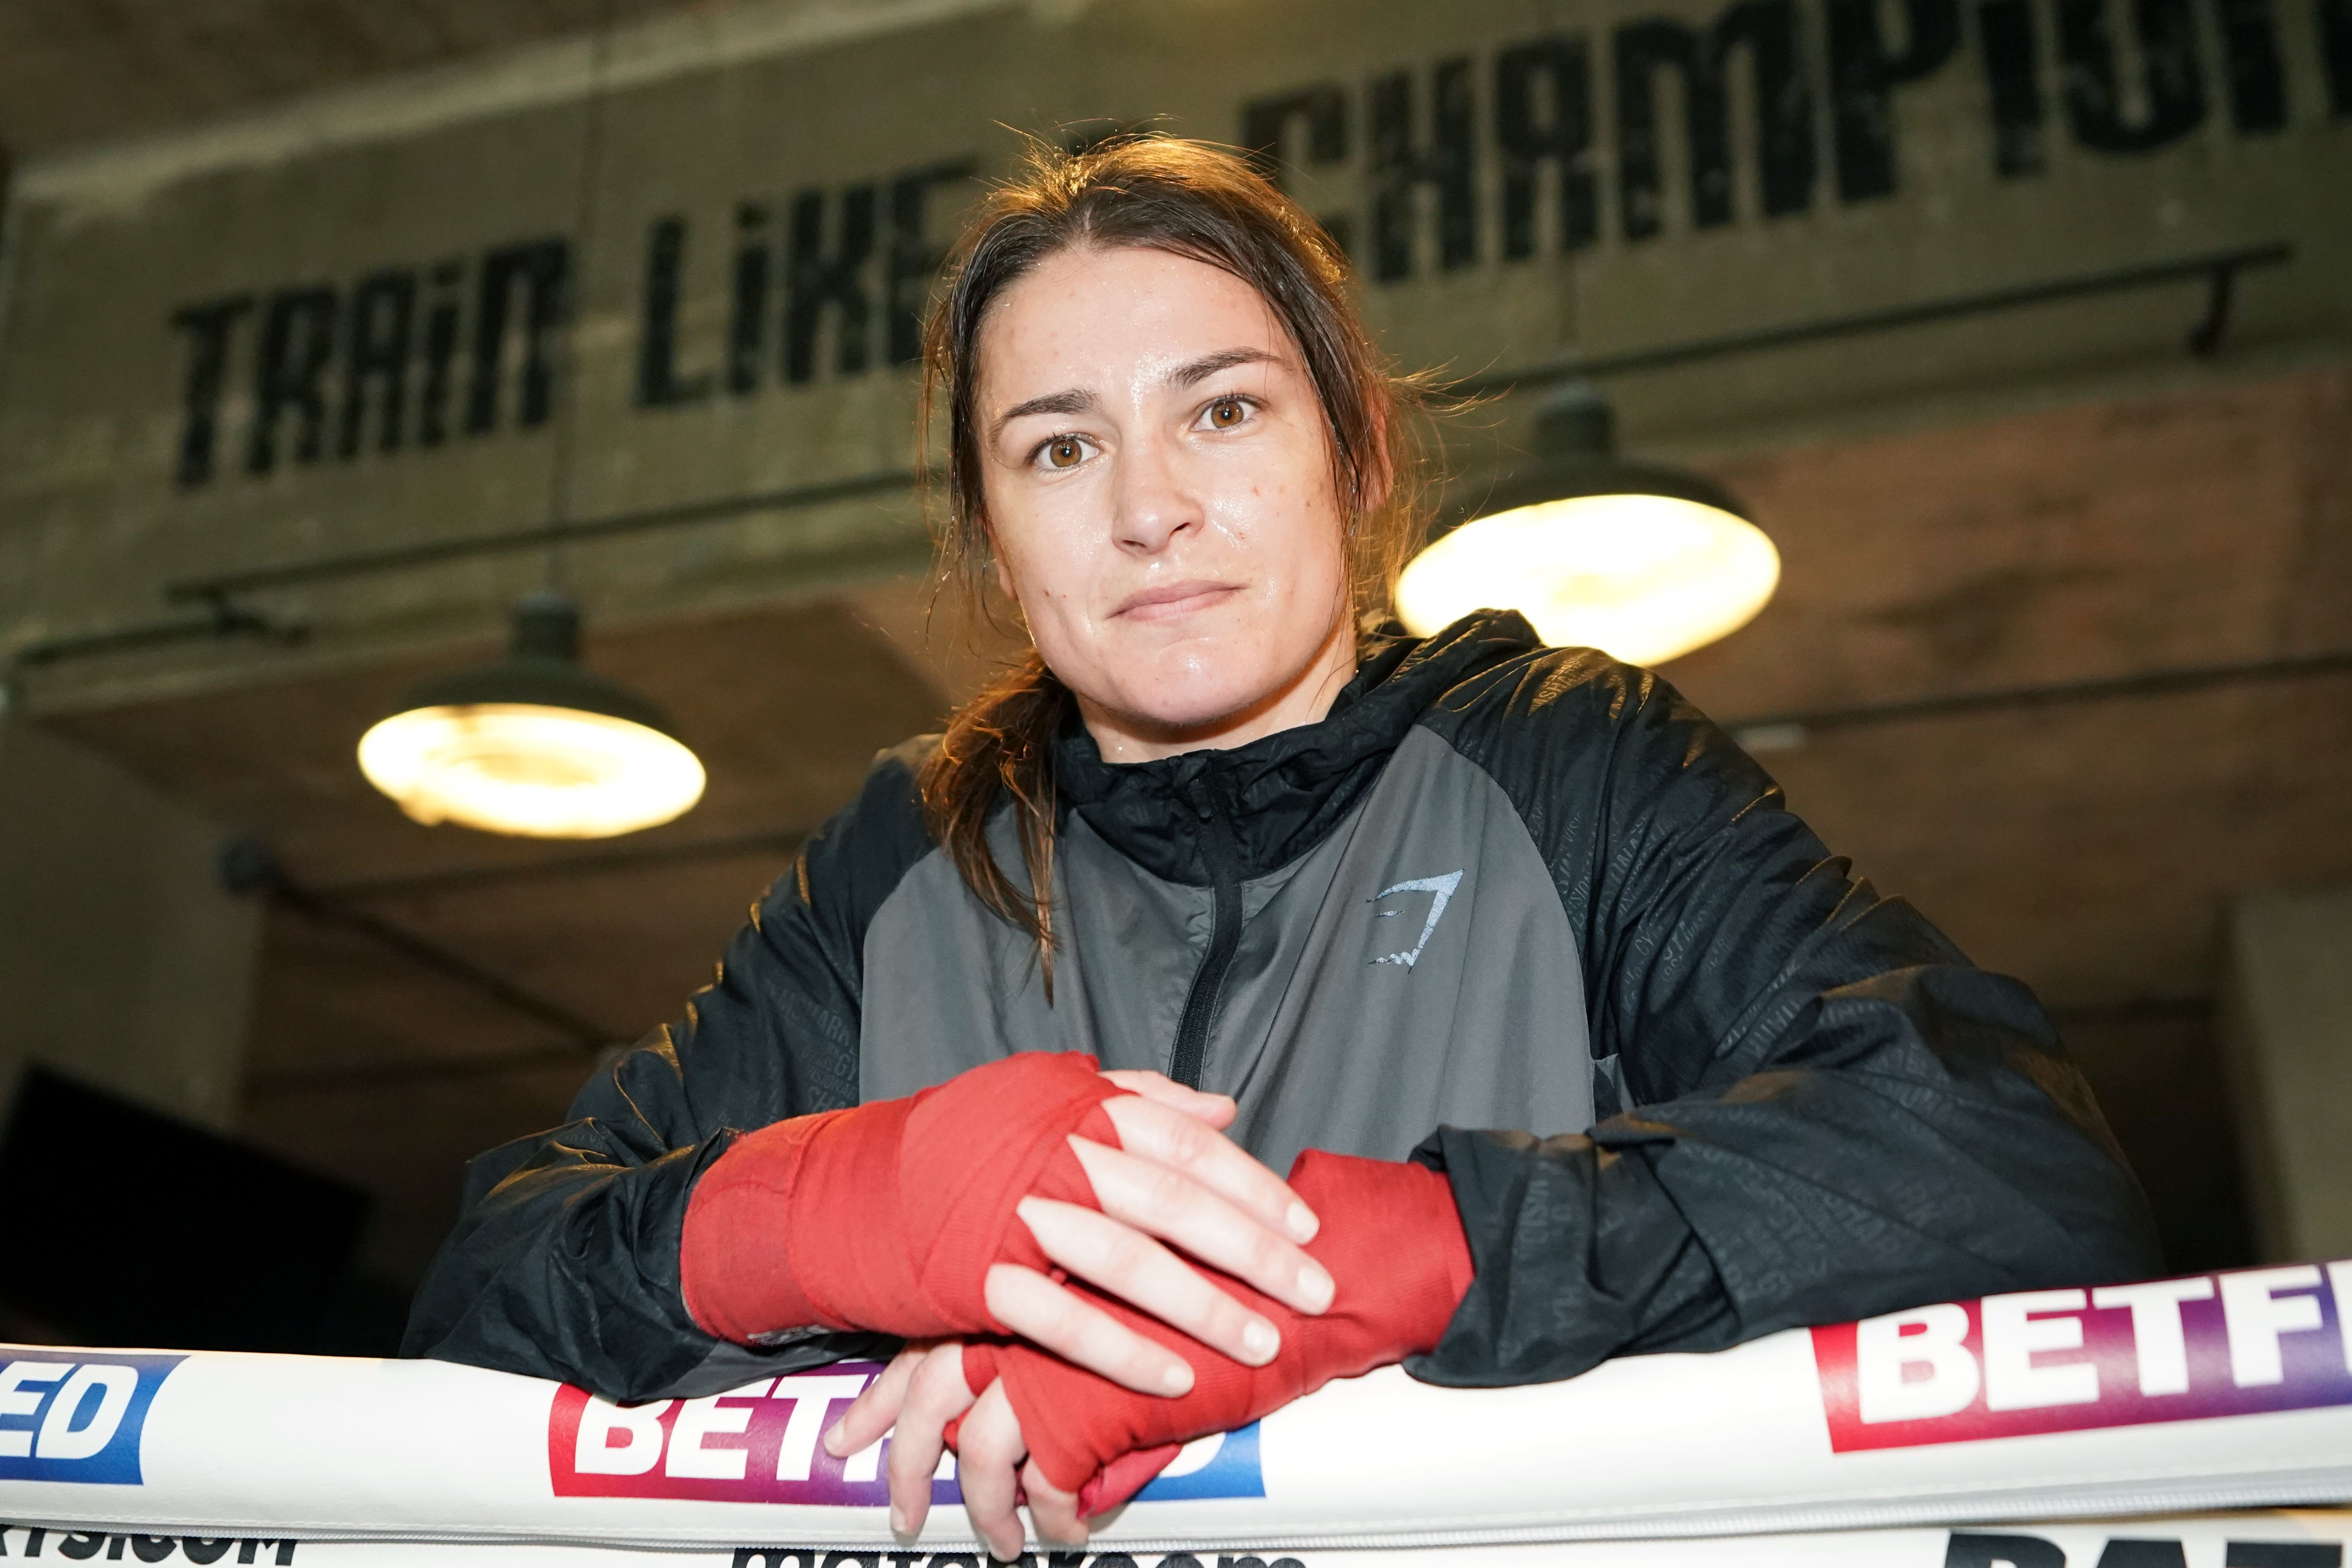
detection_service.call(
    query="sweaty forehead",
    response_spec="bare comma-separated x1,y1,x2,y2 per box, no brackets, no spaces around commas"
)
976,244,1301,409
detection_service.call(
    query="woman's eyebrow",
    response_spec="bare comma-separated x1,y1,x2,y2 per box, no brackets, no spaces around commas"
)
1168,347,1281,388
992,387,1097,439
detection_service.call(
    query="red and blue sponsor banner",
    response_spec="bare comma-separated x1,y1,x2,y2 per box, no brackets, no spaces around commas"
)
1814,1261,2352,1452
0,1351,185,1486
546,1361,1264,1504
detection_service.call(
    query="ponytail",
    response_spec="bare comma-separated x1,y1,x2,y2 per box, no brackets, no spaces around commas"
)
918,652,1068,991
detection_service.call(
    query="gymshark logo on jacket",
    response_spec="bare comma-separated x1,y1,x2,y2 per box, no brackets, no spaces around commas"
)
1369,871,1464,968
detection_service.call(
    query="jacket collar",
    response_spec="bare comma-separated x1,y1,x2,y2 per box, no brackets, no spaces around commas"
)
1052,611,1540,885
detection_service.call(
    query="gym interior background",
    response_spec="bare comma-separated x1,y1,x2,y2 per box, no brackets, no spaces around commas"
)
0,0,2346,1353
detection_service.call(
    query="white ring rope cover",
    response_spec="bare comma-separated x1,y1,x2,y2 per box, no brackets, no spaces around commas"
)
2,1260,2350,1556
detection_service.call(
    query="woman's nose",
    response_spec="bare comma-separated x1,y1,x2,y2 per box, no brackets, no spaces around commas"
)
1111,434,1202,554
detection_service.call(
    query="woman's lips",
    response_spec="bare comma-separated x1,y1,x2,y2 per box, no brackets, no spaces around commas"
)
1113,581,1241,621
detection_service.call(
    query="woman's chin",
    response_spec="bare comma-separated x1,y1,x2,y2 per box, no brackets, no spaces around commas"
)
1105,676,1278,746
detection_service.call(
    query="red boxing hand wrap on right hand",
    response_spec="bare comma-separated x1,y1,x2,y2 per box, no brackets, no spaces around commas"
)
680,1052,1132,1343
959,1150,1472,1512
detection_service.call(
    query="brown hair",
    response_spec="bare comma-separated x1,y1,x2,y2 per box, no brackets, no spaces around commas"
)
917,136,1431,979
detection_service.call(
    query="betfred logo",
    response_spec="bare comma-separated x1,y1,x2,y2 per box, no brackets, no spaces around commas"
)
0,1351,184,1485
548,1362,1264,1504
1813,1261,2352,1452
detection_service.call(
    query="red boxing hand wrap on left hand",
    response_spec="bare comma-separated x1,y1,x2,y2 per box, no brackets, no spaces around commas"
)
680,1052,1132,1343
958,1150,1472,1513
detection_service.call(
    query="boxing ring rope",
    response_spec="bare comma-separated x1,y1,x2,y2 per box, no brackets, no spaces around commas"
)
4,1260,2350,1564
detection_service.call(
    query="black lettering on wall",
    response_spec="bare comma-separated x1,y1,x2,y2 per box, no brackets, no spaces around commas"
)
2058,0,2205,151
731,203,772,393
637,216,715,407
785,184,876,383
1828,0,1962,199
129,1538,177,1563
338,268,414,458
2214,0,2288,128
889,159,979,364
1241,83,1354,251
418,260,463,446
2095,1540,2191,1567
169,295,250,487
729,1552,817,1568
1495,36,1599,257
245,286,338,476
2328,0,2352,113
55,1532,107,1560
2224,1544,2345,1568
1945,1534,2066,1568
466,236,569,434
1243,83,1350,173
1978,0,2049,172
1368,58,1478,283
1614,0,1815,240
181,1544,237,1566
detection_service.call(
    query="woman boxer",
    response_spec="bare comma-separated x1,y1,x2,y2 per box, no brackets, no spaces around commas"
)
406,138,2158,1556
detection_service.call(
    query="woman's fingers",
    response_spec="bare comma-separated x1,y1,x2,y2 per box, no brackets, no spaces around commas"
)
985,1262,1195,1394
1099,1069,1237,1130
1023,1457,1089,1549
824,1339,925,1460
955,1381,1029,1561
885,1342,976,1542
1073,1125,1333,1317
1101,1093,1322,1245
1018,1197,1281,1365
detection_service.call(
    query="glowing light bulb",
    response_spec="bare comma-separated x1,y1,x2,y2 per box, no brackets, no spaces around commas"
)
1401,381,1777,663
359,702,705,839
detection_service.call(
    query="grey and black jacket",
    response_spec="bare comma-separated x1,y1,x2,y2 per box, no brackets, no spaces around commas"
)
404,611,2160,1402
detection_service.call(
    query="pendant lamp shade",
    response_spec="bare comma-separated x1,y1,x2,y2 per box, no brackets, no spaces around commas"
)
358,591,705,839
1396,385,1779,666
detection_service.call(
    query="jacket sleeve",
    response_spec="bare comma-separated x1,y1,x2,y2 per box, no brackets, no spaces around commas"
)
1408,654,2162,1387
400,743,937,1401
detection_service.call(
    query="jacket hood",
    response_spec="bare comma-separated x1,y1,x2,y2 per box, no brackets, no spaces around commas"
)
1053,610,1542,885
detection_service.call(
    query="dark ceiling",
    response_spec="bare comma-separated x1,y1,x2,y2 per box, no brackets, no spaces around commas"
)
0,0,715,160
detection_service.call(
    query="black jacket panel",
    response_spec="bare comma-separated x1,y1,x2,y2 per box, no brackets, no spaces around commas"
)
1406,650,2159,1385
398,744,933,1396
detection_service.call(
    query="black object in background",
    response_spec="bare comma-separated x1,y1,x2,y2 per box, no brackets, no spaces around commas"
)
0,1066,371,1352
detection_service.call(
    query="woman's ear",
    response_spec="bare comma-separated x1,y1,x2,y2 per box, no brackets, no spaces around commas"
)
984,521,1024,612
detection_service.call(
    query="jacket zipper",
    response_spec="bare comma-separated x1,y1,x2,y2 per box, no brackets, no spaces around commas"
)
1168,778,1244,1090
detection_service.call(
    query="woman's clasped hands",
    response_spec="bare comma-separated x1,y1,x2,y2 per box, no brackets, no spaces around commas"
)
681,1055,1332,1560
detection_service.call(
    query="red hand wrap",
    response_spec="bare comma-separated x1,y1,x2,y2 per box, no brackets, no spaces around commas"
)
681,1052,1131,1342
958,1151,1471,1514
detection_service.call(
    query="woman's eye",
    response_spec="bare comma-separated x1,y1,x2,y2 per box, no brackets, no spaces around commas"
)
1044,436,1085,469
1206,398,1248,430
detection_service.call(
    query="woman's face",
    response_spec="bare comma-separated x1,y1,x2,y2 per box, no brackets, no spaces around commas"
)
975,244,1356,760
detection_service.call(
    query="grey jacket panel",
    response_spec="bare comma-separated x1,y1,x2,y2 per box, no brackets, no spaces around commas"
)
863,727,1591,1177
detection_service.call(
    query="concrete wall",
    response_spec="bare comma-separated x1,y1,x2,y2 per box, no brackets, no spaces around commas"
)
2224,884,2352,1264
0,705,260,1130
0,0,2344,709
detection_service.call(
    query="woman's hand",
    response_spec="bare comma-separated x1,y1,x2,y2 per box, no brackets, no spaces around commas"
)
822,1070,1324,1549
998,1069,1331,1390
825,1341,1077,1559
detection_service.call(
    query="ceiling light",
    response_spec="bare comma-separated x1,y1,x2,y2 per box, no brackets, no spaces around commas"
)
1396,384,1779,666
357,591,704,839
